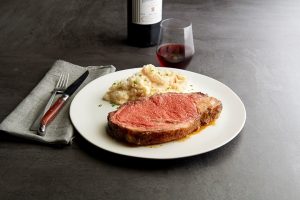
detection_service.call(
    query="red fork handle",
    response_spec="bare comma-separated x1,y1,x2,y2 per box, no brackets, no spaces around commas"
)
38,95,68,135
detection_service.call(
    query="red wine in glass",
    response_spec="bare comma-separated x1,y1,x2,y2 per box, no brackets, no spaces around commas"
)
156,43,194,69
156,18,194,69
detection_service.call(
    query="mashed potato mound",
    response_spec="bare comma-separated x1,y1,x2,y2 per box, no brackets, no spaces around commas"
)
103,64,187,105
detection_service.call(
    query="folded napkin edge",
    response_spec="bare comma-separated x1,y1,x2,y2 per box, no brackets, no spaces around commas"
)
0,60,116,145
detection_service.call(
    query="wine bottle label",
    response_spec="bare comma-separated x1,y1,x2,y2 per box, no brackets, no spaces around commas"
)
132,0,162,25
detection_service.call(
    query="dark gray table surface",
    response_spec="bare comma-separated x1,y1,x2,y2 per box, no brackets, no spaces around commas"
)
0,0,299,199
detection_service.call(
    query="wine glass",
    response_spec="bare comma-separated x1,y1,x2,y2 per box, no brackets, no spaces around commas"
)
156,18,195,69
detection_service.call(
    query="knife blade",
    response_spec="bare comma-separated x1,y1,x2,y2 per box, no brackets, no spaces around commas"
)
37,70,89,135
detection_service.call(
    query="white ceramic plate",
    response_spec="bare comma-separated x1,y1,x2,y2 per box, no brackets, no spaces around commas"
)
70,68,246,159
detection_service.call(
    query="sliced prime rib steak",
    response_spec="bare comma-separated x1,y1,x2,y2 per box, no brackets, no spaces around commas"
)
107,92,222,146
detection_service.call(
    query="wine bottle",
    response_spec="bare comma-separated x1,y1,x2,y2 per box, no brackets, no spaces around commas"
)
127,0,162,47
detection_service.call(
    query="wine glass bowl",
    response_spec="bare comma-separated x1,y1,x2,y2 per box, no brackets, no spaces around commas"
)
156,18,195,69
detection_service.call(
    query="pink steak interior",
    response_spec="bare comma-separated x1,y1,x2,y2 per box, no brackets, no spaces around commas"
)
113,94,199,131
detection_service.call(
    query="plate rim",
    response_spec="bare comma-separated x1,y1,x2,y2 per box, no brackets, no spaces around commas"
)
70,67,246,159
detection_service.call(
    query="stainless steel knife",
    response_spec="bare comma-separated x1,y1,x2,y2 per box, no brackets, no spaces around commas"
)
37,70,89,136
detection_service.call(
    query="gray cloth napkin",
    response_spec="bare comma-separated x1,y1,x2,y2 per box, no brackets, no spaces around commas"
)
0,60,116,145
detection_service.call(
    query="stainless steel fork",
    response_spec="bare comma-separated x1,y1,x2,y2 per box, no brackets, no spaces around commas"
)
30,73,69,131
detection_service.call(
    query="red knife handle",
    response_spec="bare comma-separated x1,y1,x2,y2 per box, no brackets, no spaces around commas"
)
38,95,69,135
